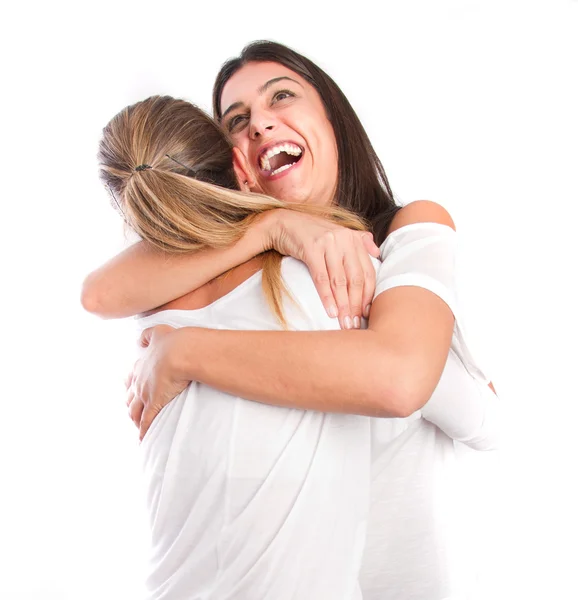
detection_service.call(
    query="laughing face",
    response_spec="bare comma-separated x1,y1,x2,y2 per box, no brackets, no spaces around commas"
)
220,61,339,206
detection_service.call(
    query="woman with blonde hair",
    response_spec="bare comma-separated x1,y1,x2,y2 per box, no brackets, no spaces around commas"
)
95,87,500,600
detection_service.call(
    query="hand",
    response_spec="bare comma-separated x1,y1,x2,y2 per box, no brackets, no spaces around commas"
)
125,325,192,441
263,209,380,329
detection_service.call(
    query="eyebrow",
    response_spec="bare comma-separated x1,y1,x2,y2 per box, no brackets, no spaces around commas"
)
221,76,303,121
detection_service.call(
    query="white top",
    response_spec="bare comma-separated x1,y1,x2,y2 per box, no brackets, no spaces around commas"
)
360,224,500,600
136,222,500,600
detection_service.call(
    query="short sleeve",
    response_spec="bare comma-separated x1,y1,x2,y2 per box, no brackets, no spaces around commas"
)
375,222,459,315
374,222,489,384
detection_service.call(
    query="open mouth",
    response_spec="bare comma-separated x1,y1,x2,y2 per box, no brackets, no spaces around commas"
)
258,142,304,177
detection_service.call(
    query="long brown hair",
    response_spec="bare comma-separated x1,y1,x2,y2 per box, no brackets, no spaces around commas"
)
98,95,368,327
212,40,401,245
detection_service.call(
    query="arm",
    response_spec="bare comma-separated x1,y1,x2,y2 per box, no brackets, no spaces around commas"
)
173,284,452,418
81,215,271,319
81,209,380,325
133,201,458,435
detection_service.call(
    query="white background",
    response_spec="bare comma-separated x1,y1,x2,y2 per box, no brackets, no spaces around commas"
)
2,0,577,598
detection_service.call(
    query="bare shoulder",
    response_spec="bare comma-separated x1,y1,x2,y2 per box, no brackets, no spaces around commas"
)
388,200,456,234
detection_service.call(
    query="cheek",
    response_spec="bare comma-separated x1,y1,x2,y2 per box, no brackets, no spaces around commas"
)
320,123,339,168
231,135,249,155
309,110,336,152
232,138,256,174
316,123,339,194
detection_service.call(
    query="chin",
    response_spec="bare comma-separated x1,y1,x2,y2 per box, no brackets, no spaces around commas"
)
276,193,312,205
264,183,311,205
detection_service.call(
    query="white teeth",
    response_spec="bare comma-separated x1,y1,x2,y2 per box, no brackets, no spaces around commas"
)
270,163,293,176
287,144,302,156
259,143,302,171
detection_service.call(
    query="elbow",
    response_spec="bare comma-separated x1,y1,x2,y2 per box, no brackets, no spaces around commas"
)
389,391,425,419
371,378,425,419
80,275,111,319
80,278,97,313
364,345,427,418
392,400,422,419
80,285,102,317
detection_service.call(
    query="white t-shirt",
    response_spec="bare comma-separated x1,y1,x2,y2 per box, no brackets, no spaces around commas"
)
136,222,500,600
359,223,500,600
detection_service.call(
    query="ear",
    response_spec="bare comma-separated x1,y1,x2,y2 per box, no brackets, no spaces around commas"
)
232,147,255,191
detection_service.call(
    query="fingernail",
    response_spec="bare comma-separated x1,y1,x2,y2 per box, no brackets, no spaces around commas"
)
353,316,360,329
328,305,338,318
344,316,353,330
364,305,371,318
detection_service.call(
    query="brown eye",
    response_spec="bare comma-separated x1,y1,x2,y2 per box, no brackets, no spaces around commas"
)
272,90,295,103
228,114,248,132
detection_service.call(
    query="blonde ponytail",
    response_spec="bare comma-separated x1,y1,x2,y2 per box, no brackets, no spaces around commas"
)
99,95,368,328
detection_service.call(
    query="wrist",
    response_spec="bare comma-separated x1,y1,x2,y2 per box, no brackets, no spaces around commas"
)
171,327,201,381
255,209,284,252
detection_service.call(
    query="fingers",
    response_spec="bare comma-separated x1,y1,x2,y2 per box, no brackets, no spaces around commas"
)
128,394,144,428
124,371,134,391
304,246,338,320
340,233,377,326
342,245,365,328
301,228,379,329
126,385,134,407
362,232,381,258
323,235,352,329
139,405,160,442
139,328,153,348
355,235,377,320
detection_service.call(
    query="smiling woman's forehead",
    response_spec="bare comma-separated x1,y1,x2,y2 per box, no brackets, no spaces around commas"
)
220,62,305,113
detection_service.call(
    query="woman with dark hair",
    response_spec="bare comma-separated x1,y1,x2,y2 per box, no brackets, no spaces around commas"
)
85,41,500,599
212,41,399,245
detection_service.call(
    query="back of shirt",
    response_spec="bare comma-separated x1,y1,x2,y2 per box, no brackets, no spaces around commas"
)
136,223,500,600
137,258,374,600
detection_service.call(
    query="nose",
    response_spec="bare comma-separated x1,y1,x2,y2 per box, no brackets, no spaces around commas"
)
249,114,276,140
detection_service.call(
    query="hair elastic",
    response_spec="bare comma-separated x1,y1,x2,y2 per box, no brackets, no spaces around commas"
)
135,164,152,172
